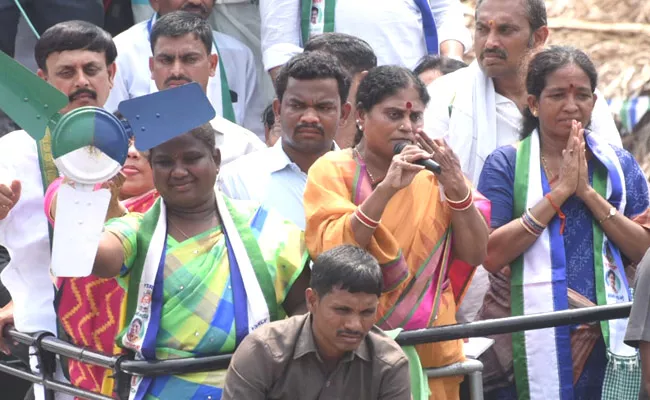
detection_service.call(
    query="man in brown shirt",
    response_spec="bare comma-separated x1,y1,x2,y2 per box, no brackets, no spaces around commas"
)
222,245,411,400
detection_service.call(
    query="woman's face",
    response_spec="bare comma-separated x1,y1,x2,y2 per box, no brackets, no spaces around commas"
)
120,140,154,199
608,273,616,288
530,63,596,141
149,133,220,209
358,86,425,160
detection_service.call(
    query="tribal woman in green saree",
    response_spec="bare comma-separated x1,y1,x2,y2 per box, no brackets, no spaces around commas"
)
91,123,310,400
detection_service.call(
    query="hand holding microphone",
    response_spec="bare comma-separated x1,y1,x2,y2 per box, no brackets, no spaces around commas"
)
393,141,441,174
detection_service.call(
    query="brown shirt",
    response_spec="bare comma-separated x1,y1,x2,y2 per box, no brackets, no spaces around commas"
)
222,313,411,400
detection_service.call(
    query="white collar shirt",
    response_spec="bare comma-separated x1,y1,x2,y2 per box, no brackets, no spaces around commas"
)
261,0,471,70
219,139,338,230
105,18,265,137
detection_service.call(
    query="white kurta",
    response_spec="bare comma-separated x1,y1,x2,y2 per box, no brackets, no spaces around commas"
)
260,0,471,70
106,18,265,137
0,130,72,400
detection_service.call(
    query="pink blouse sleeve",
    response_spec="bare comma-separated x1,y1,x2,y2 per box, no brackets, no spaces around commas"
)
43,177,64,226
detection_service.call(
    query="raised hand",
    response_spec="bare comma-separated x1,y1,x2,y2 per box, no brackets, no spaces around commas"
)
0,180,21,220
378,144,426,193
556,120,582,200
575,125,591,199
428,137,468,201
103,172,127,220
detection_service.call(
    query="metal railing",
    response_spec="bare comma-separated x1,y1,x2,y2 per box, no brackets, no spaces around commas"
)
0,302,632,400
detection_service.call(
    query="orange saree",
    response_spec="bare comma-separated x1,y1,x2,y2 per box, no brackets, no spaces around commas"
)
304,149,490,400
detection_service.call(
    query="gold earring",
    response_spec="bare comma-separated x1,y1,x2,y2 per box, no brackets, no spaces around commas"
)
532,110,538,117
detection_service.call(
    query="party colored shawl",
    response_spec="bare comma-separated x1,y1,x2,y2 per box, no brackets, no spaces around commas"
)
511,130,637,400
121,190,276,400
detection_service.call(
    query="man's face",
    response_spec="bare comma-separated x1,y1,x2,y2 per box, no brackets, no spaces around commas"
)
38,50,116,114
307,287,378,358
311,9,318,23
150,0,215,19
150,33,217,93
474,0,542,79
274,77,350,155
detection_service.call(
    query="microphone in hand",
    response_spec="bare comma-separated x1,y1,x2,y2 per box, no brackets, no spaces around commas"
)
393,142,441,174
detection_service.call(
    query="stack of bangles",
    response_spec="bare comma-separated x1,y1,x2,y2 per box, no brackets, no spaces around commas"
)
355,207,380,229
447,188,473,211
519,209,546,236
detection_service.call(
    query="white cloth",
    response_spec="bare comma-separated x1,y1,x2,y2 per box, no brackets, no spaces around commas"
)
0,131,73,400
0,131,56,335
218,139,309,229
260,0,471,70
210,116,266,166
105,18,265,137
423,61,624,323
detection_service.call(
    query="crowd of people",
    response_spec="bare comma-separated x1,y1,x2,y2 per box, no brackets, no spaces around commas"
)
1,0,650,400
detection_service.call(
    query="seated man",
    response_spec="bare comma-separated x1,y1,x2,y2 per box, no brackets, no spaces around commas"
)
222,245,411,400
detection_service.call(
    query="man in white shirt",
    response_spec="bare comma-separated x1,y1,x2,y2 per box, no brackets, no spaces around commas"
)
0,21,118,400
219,51,351,229
107,0,266,137
260,0,471,80
303,33,377,149
131,0,277,142
423,0,623,323
148,11,264,165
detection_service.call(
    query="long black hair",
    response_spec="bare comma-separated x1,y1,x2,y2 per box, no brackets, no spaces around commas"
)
521,46,598,138
353,66,430,146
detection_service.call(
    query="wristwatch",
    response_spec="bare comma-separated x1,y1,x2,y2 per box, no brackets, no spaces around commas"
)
598,207,617,224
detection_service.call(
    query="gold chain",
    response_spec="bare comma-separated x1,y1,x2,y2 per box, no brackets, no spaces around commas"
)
540,155,555,183
354,148,382,185
167,218,192,240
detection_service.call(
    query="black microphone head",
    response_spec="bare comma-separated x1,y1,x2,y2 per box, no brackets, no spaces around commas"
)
393,142,408,155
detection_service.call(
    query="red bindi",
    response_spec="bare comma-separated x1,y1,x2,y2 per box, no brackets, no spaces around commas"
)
406,101,412,109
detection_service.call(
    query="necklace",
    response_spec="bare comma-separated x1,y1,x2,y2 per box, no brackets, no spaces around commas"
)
540,155,559,185
168,217,192,240
353,147,382,185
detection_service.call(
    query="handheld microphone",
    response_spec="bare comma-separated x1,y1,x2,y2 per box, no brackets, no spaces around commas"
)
393,142,441,174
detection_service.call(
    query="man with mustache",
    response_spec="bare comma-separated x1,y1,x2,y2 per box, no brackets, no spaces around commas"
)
149,11,264,165
222,245,411,400
421,0,624,325
0,21,117,400
219,51,351,229
106,0,267,137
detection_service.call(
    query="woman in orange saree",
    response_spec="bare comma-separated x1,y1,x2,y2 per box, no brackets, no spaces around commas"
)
304,66,490,400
